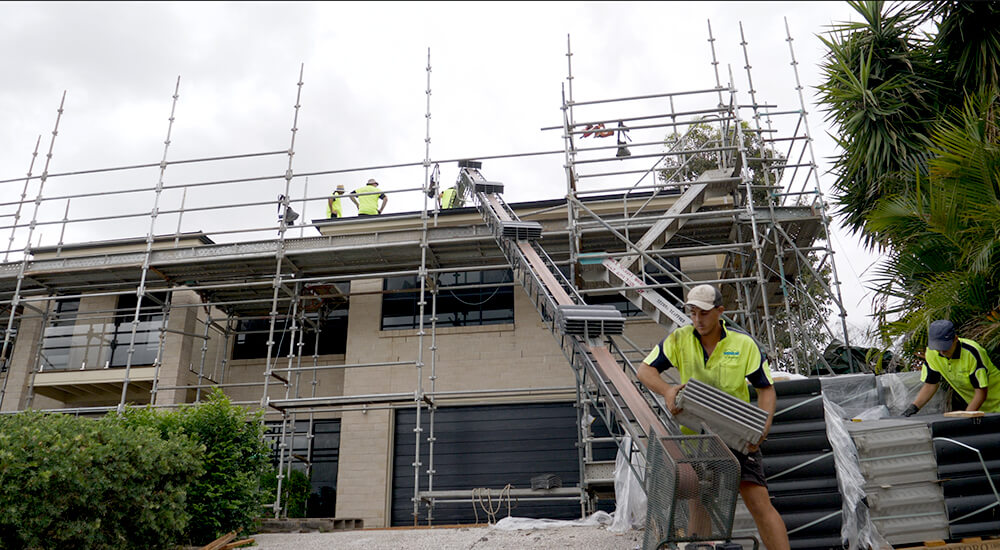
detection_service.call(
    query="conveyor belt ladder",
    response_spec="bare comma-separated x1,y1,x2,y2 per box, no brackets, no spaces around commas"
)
463,164,678,464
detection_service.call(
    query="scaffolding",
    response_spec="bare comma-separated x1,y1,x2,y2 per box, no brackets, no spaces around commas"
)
0,17,855,526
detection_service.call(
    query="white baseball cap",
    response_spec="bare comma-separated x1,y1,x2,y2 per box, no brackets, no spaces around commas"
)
685,284,721,311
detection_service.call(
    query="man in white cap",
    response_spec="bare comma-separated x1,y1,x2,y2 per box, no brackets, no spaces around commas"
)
636,283,789,550
350,178,388,216
903,319,1000,415
327,184,346,218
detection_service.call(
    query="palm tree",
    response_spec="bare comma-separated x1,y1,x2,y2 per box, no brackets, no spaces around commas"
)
866,91,1000,362
817,1,938,245
818,0,1000,245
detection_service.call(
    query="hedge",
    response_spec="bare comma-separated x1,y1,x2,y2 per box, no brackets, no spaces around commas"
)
0,388,270,549
0,411,202,549
119,388,269,545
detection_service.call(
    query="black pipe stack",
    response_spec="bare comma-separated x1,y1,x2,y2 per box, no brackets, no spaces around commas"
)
930,414,1000,539
746,378,844,550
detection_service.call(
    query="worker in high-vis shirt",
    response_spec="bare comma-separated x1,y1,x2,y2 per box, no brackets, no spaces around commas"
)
327,184,346,218
637,284,790,550
350,178,388,216
904,319,1000,416
439,186,458,209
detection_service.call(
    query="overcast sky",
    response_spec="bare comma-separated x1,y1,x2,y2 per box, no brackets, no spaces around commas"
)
0,1,883,333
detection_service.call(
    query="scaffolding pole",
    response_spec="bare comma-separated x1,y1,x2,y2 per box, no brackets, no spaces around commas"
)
0,91,66,411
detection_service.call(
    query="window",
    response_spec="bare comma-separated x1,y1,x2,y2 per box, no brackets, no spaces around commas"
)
40,293,171,371
381,269,515,330
39,297,82,370
232,308,348,360
264,419,341,517
109,292,167,367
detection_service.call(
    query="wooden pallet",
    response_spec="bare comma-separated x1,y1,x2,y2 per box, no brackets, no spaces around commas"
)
899,537,1000,550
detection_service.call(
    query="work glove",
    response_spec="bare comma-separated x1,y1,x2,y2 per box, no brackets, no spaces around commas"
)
902,404,919,417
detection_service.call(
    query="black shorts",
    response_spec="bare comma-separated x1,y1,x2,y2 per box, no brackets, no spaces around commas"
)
732,448,767,488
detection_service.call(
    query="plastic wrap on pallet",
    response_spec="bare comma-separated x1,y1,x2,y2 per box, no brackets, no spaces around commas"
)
819,373,885,419
878,370,950,416
609,434,646,532
821,395,892,550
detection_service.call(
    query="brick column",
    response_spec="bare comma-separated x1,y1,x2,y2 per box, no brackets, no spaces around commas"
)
154,290,200,405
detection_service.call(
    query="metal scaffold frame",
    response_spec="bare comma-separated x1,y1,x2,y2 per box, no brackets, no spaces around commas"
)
553,20,856,515
0,17,856,525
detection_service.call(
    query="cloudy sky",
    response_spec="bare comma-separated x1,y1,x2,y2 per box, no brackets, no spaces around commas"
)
0,1,883,331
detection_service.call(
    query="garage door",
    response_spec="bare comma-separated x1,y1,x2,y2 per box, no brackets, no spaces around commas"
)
391,402,584,526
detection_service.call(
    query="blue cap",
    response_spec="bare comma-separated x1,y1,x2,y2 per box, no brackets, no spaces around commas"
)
928,319,956,351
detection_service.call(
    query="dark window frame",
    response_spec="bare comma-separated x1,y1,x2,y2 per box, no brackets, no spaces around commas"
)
232,308,349,361
381,268,515,330
109,291,169,367
39,297,83,370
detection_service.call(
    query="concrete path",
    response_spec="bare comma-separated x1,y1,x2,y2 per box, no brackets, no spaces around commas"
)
251,525,645,550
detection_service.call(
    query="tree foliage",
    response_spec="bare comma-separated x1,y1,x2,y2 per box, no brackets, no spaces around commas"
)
0,411,203,550
659,121,785,199
866,91,1000,362
659,122,840,373
819,0,1000,244
819,1,1000,364
121,388,269,545
261,467,311,518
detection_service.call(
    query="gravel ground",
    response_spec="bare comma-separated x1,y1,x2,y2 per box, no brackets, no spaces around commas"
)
250,525,645,550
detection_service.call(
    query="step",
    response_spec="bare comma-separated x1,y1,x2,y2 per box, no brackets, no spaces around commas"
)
257,517,364,533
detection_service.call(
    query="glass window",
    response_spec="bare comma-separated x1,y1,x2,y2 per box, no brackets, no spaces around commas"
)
109,292,167,367
232,305,348,360
264,419,341,518
40,297,82,370
381,269,514,330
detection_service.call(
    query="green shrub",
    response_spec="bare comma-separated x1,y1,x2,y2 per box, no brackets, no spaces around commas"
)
0,410,203,550
261,467,311,518
121,388,269,545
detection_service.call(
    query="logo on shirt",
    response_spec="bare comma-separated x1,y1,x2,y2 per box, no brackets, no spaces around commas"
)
723,351,740,357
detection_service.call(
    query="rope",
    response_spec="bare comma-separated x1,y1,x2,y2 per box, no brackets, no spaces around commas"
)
471,484,516,524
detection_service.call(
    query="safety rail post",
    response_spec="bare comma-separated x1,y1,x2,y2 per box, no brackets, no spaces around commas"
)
424,262,440,524
0,91,65,411
728,66,778,357
738,23,801,374
194,305,213,402
413,47,434,526
118,77,181,413
261,64,305,519
784,18,854,372
23,301,53,409
148,291,173,404
4,135,41,263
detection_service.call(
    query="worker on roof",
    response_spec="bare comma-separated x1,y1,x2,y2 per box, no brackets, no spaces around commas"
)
350,178,388,216
904,319,1000,416
439,186,458,209
637,284,790,550
327,184,346,218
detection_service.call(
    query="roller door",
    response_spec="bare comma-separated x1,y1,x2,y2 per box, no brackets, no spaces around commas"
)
391,402,584,526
